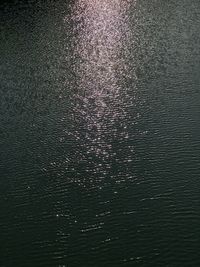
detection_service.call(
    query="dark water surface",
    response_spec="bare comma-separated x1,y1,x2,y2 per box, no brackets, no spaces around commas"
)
1,0,200,266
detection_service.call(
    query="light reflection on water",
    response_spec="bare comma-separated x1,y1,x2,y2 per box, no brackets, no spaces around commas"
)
62,0,140,181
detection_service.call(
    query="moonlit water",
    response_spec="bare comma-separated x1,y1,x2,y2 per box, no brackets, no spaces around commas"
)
1,0,200,266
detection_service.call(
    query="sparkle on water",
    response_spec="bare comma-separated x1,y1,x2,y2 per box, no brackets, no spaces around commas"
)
57,0,141,187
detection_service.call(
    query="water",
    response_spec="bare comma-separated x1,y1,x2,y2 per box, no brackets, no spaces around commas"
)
1,0,200,266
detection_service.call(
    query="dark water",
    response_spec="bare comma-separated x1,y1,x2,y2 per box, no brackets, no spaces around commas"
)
1,0,200,266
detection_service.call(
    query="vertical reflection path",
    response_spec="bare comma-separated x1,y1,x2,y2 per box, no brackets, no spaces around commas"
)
67,0,138,184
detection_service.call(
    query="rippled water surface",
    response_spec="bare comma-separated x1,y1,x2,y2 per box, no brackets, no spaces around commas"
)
1,0,200,266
